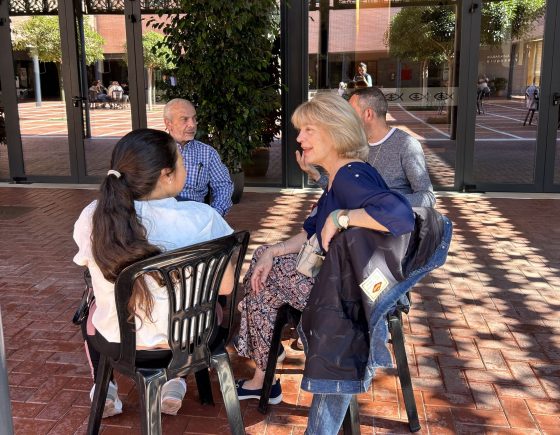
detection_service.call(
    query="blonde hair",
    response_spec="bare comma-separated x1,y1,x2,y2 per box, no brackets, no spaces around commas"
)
291,92,368,160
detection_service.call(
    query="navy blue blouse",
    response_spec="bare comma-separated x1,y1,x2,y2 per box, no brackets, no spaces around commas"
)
303,162,415,250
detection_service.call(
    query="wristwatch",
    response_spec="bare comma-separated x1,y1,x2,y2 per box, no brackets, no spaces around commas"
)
338,210,350,230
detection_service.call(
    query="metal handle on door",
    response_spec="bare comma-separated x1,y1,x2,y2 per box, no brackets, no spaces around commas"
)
553,93,560,106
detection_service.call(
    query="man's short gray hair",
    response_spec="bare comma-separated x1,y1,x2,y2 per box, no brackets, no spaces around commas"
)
163,98,195,121
351,87,388,119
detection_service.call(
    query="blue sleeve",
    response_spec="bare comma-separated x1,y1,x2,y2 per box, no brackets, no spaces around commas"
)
335,164,415,237
207,148,234,216
303,206,319,238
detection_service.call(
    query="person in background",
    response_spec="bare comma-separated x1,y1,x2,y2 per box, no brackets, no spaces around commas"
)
523,80,539,126
163,98,233,216
89,80,111,105
73,129,235,418
298,87,436,208
107,81,126,108
477,74,490,114
353,62,373,87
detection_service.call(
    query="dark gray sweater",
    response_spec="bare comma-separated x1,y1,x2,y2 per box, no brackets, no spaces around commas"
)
317,128,435,207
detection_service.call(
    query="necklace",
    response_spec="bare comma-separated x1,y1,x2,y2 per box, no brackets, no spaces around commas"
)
371,142,383,166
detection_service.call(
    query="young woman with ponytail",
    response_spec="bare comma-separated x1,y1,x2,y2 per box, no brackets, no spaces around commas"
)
73,129,235,418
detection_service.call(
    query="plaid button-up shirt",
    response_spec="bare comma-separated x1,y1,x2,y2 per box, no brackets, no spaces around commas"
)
176,140,233,216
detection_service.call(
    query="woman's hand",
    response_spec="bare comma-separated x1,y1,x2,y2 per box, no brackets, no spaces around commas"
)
250,248,274,292
320,215,339,252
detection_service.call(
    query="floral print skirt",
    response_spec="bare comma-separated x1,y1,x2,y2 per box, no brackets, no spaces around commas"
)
236,245,315,371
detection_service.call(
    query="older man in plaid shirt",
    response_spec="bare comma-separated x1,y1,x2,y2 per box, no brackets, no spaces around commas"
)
163,99,233,216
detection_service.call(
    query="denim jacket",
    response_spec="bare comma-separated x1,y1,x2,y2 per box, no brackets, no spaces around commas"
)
298,209,452,394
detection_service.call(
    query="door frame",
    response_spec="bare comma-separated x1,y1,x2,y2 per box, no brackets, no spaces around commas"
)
0,0,147,184
462,0,560,193
542,0,560,192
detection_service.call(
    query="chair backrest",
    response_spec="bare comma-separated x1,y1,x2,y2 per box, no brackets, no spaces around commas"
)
88,89,97,102
113,231,249,377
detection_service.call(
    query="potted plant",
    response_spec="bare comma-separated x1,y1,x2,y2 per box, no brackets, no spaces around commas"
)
242,36,281,178
158,0,280,201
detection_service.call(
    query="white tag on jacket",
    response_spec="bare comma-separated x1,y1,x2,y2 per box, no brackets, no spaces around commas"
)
360,267,389,303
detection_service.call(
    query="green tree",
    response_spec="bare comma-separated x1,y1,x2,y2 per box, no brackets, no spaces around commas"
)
142,31,175,110
12,16,104,100
157,0,281,173
385,0,545,90
384,6,455,91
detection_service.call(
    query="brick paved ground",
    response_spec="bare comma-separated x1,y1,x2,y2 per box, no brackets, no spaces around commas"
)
1,186,560,434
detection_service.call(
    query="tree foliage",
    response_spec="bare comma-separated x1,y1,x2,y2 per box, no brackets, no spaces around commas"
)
385,0,545,64
142,31,174,71
384,6,455,64
12,16,104,65
156,0,281,172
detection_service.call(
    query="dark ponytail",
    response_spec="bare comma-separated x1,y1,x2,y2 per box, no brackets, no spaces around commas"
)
92,128,178,321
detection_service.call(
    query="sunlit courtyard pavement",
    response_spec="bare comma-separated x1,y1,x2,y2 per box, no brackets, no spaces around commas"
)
1,185,560,434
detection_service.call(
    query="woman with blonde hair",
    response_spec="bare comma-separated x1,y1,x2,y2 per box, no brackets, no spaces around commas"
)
235,92,414,409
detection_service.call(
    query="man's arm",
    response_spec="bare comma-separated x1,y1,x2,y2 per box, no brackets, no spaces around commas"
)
207,149,234,216
401,136,436,208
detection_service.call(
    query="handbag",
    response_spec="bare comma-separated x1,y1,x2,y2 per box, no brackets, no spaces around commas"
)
295,234,325,278
72,270,95,325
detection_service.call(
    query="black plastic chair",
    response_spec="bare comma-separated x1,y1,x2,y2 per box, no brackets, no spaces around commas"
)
88,89,103,109
258,295,420,433
257,305,360,434
87,231,250,435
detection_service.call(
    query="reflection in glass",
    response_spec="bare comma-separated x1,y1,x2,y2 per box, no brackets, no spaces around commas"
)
143,14,172,132
473,2,546,185
10,15,71,176
309,2,459,188
0,75,8,179
82,15,133,177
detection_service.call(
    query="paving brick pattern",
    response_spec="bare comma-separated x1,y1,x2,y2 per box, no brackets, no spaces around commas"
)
1,187,560,434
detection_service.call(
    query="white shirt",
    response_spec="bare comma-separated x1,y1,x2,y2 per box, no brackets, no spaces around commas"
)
73,198,233,346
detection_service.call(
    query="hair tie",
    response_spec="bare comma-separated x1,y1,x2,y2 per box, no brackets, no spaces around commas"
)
107,169,121,178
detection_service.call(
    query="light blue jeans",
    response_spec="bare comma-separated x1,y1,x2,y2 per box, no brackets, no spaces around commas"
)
305,393,353,435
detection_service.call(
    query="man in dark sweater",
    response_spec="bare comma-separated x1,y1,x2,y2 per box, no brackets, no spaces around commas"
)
297,87,435,207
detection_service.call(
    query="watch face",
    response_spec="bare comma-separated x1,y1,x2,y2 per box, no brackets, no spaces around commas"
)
339,215,350,229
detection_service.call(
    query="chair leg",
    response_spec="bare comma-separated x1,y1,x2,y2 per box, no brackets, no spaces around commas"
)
136,368,167,435
195,368,214,405
389,314,421,433
87,355,113,435
212,352,246,435
342,395,361,435
258,304,290,414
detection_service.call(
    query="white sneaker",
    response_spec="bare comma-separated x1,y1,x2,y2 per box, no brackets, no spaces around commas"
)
90,381,123,418
161,378,187,415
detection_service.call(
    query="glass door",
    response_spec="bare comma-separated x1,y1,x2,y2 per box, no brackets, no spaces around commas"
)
467,0,559,192
78,12,135,178
8,12,76,181
307,0,461,189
